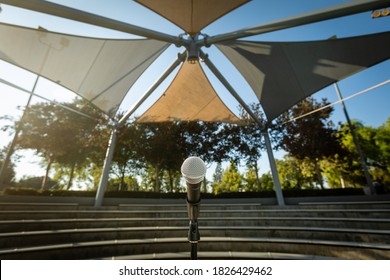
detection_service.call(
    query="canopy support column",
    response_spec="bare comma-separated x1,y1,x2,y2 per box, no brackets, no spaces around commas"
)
94,128,117,208
334,83,374,193
263,129,285,206
201,52,285,206
94,52,187,207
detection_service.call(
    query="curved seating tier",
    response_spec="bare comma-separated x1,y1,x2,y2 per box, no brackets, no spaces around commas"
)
0,200,389,259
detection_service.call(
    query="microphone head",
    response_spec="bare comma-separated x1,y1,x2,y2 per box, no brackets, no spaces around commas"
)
181,156,206,184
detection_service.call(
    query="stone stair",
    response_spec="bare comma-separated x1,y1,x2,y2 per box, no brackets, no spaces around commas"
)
0,200,389,259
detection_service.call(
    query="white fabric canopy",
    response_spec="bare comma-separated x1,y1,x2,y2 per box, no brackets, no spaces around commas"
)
136,61,240,123
0,23,169,117
216,32,390,121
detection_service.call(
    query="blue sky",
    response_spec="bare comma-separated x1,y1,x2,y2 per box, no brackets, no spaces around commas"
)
0,0,389,183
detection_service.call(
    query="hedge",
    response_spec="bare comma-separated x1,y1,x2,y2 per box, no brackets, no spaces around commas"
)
3,187,368,199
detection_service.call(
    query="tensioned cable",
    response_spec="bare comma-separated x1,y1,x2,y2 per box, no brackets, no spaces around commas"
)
282,79,390,125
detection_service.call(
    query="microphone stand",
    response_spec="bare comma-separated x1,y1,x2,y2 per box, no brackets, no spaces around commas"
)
187,200,200,260
181,156,206,260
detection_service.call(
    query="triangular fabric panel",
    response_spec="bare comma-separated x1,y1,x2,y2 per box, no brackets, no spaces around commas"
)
136,61,240,123
216,32,390,121
135,0,250,35
0,23,169,116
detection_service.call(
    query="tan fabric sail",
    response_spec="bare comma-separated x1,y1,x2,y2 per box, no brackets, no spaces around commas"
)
216,32,390,121
135,0,250,35
136,61,240,123
0,23,169,117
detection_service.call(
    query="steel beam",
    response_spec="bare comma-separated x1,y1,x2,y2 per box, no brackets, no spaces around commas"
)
334,83,374,192
94,128,118,208
201,0,390,46
2,0,184,45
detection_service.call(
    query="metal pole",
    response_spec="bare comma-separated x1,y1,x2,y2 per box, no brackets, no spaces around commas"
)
2,0,185,46
201,52,285,206
94,128,118,208
263,129,285,206
118,51,187,127
191,242,197,260
334,83,374,192
200,52,263,126
201,0,390,46
0,76,39,190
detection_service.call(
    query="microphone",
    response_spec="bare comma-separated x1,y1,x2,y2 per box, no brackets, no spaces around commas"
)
181,156,206,244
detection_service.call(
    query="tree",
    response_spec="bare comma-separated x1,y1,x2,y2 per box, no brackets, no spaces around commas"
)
213,161,243,194
212,162,223,184
276,156,315,190
243,165,261,192
108,176,139,192
258,172,274,191
237,104,266,165
320,154,351,188
15,100,104,190
373,118,390,186
338,118,390,187
276,97,344,188
133,120,234,192
111,121,144,191
0,147,16,186
134,122,186,192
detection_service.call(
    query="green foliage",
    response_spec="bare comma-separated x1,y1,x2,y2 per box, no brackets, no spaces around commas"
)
12,99,107,190
276,156,314,189
258,173,274,191
2,96,389,195
276,97,345,188
108,176,139,192
213,161,243,194
337,118,390,187
212,162,223,184
244,166,259,192
0,147,16,185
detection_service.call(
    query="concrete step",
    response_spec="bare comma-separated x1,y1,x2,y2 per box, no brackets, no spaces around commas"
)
0,202,80,211
0,236,388,260
118,203,262,211
1,199,389,259
1,208,390,220
1,226,389,249
1,216,389,233
1,200,390,211
104,251,341,260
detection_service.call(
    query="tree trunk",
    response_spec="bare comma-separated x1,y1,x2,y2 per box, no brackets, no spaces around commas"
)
155,164,160,192
119,167,126,191
41,157,52,191
340,173,346,189
314,160,324,189
66,162,76,190
168,169,173,193
253,162,261,191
